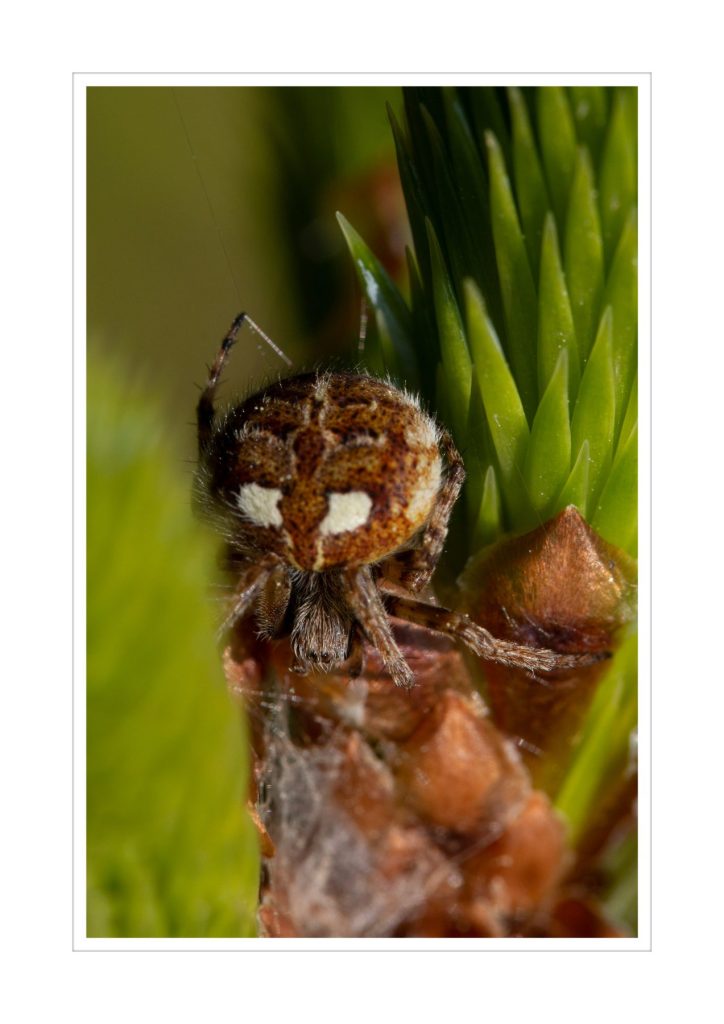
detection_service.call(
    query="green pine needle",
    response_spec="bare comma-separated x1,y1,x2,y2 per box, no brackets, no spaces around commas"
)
427,219,472,447
509,86,550,279
474,464,504,550
571,306,616,507
336,212,419,388
565,147,605,362
599,89,638,259
465,279,532,525
593,422,638,556
556,439,591,517
538,212,581,400
524,349,571,517
486,130,539,419
604,211,639,436
537,87,578,231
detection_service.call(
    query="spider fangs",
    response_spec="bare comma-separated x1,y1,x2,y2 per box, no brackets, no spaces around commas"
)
194,314,602,689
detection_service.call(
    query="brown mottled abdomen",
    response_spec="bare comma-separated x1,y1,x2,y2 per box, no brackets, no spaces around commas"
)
211,372,442,571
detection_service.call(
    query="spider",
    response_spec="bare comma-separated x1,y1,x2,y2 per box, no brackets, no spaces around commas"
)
194,313,599,689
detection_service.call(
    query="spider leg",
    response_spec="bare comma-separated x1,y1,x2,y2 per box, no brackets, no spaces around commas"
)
197,312,248,455
340,566,415,689
380,591,608,673
391,426,466,594
217,559,274,639
256,564,293,638
343,624,366,679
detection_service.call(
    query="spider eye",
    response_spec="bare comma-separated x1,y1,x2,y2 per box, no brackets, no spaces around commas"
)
236,482,283,528
318,491,373,536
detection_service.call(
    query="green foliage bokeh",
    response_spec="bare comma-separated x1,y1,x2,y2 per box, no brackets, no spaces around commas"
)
87,354,259,937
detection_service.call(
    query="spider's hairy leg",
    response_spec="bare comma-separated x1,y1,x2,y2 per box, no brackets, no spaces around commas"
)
218,557,275,639
256,564,293,639
340,566,415,690
344,624,366,679
197,312,248,454
390,426,466,594
381,591,609,674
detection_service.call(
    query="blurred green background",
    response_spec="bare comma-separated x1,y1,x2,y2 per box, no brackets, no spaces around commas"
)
86,86,405,937
88,86,406,447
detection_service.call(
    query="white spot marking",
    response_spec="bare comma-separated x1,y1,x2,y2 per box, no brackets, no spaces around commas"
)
405,456,442,526
319,491,373,536
236,482,283,528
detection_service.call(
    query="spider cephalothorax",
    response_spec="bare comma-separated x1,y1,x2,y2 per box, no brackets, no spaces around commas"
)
194,314,598,688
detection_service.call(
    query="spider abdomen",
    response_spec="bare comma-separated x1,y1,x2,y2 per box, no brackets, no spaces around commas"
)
200,371,443,572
